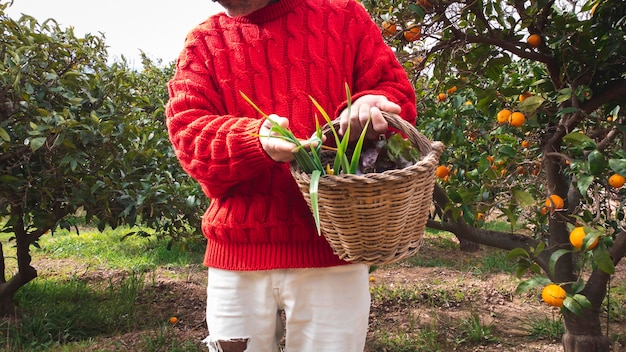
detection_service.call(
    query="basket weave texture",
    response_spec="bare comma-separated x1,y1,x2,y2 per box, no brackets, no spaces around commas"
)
291,112,445,265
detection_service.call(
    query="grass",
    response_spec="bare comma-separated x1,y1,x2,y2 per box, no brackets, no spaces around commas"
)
524,314,565,341
399,229,515,274
34,227,204,270
2,223,624,351
456,311,498,345
0,226,206,352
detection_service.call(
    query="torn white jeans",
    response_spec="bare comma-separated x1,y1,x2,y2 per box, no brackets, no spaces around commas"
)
203,264,370,352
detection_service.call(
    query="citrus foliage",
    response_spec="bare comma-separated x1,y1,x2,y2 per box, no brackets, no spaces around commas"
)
0,3,207,313
364,0,626,347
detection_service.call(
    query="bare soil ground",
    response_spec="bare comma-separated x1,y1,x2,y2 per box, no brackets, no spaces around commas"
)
34,235,626,352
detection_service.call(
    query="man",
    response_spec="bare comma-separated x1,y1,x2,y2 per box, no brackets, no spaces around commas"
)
166,0,416,350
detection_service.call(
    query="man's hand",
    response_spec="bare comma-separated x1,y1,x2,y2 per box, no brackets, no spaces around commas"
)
259,114,297,162
338,95,401,141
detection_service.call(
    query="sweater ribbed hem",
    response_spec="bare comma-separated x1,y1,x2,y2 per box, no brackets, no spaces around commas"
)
203,240,348,270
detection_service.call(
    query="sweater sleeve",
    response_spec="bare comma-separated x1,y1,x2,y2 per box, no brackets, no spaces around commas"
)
165,33,277,199
336,2,417,125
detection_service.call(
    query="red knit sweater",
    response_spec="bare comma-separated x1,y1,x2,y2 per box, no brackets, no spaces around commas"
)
166,0,416,270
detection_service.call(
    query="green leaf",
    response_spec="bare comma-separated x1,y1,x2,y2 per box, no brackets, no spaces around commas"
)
549,249,571,277
576,174,594,195
310,170,322,236
239,91,269,118
518,95,545,113
593,244,615,274
349,116,370,174
572,294,592,309
557,106,580,117
506,247,530,260
497,145,516,157
562,296,583,316
29,136,47,151
0,127,10,142
571,279,585,294
587,150,607,176
609,159,626,176
515,276,551,295
563,132,596,147
512,188,535,207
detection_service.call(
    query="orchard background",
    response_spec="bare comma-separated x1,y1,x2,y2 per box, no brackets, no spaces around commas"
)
1,0,626,351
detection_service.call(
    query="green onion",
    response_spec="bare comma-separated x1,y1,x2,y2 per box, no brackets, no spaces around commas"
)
241,85,374,235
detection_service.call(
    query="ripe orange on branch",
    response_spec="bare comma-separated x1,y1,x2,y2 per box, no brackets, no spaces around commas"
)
569,226,598,250
608,173,626,188
519,91,533,101
545,194,564,210
508,112,526,127
418,0,433,9
403,25,422,42
542,284,566,307
497,109,512,124
437,93,447,102
382,21,397,37
527,34,542,48
436,165,450,179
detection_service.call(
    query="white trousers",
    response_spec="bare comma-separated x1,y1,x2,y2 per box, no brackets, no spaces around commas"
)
203,264,370,352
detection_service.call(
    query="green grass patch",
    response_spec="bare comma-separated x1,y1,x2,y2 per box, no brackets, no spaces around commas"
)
0,225,206,351
524,314,565,341
368,317,448,352
456,311,499,346
3,274,144,350
33,227,204,271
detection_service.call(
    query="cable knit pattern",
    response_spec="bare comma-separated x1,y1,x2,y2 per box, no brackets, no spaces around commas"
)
166,0,417,270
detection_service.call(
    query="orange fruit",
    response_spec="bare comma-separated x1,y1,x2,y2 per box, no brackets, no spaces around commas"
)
497,109,512,124
569,226,599,250
418,0,433,9
382,21,397,37
540,206,548,215
477,212,485,220
521,140,530,148
437,93,447,102
545,194,564,210
436,165,450,178
509,112,526,127
169,316,179,324
542,284,566,307
446,86,457,94
527,34,542,48
403,26,422,42
608,174,626,188
519,91,533,101
486,155,494,164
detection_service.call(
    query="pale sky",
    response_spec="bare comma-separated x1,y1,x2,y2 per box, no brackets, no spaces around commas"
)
5,0,223,67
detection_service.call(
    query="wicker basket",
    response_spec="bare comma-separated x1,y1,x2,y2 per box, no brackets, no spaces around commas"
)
291,112,445,265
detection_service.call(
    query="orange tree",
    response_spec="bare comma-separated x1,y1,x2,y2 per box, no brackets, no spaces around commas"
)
0,4,207,315
363,0,626,351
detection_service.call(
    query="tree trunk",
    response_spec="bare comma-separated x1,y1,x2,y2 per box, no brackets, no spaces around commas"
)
0,269,37,316
458,238,479,252
0,207,39,316
562,310,610,352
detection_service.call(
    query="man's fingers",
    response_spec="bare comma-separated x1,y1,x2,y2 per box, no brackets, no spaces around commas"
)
377,100,402,114
368,106,388,135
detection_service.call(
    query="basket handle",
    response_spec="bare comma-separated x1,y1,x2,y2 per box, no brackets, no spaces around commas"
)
321,111,434,156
